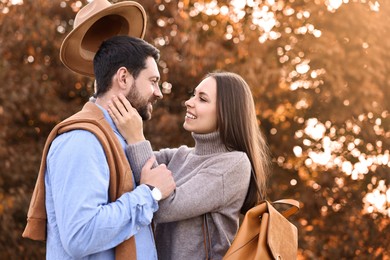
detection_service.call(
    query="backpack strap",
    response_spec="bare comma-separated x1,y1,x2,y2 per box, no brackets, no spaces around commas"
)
272,199,300,219
202,214,212,260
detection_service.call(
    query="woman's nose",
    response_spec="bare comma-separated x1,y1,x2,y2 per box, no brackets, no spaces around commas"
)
184,97,193,107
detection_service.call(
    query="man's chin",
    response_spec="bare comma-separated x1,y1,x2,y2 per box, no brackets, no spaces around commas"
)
139,109,152,121
146,104,153,120
143,113,152,121
137,103,153,121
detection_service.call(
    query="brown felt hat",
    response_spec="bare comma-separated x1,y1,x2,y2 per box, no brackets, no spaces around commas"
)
60,0,147,77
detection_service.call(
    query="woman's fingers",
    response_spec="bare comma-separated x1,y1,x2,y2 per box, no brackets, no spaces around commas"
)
107,108,116,123
108,94,145,143
118,94,134,111
112,95,128,116
108,102,121,122
118,94,142,121
108,95,142,124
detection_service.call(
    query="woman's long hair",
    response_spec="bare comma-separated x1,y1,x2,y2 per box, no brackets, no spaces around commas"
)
208,72,271,214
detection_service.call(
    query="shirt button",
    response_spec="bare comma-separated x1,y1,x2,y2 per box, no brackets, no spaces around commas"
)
136,226,140,231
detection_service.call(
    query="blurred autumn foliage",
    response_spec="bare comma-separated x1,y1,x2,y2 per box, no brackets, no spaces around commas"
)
0,0,389,259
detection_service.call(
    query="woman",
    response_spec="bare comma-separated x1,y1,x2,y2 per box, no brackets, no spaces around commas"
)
108,71,271,259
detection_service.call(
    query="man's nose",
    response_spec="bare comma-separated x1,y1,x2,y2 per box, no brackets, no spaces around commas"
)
154,85,163,99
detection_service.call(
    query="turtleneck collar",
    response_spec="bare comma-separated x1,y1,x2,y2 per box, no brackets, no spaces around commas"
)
192,132,229,155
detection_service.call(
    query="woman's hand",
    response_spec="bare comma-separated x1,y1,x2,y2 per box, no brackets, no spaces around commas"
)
107,94,145,144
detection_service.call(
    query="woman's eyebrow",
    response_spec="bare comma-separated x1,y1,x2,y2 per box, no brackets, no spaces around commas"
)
194,89,209,97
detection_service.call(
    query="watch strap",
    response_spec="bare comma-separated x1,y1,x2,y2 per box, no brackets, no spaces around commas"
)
145,184,155,190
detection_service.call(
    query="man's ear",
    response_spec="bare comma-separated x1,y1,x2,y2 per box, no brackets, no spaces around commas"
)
116,67,133,90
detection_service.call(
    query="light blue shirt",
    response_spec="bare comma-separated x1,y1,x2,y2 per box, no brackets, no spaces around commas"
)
45,104,158,259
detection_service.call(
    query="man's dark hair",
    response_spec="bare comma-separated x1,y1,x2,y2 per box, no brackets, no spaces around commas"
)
93,36,160,97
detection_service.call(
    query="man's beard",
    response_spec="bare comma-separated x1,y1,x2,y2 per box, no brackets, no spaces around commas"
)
126,81,153,121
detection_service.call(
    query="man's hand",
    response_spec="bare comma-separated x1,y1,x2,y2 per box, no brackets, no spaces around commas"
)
140,157,176,199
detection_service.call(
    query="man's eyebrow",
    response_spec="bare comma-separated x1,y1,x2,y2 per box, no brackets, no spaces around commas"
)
149,76,160,81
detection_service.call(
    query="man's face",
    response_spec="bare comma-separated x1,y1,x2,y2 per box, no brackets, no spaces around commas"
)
126,57,162,120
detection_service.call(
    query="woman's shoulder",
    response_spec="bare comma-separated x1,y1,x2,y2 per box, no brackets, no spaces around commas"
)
206,151,251,173
218,150,250,162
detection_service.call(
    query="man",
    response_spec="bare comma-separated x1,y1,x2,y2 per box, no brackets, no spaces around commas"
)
23,1,175,259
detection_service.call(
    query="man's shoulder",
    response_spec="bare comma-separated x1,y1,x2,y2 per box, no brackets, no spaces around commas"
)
52,128,100,147
61,102,105,124
53,102,111,138
47,129,104,163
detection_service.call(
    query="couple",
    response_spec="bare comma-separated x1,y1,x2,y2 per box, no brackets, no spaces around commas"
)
23,0,270,259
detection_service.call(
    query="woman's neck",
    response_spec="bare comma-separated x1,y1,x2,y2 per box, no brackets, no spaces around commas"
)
192,132,229,155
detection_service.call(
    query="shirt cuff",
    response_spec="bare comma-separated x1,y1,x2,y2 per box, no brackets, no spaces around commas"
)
137,184,159,212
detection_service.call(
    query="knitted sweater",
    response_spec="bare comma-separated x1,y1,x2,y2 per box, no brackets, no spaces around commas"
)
126,132,251,260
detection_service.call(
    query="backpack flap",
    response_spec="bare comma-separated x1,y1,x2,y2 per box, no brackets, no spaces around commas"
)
223,202,268,259
223,200,300,260
266,201,298,259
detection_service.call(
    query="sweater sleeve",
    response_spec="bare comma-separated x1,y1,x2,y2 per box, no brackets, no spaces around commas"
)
153,152,251,223
125,141,179,183
125,141,155,184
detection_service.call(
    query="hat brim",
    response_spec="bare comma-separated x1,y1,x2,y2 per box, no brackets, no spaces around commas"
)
60,2,146,77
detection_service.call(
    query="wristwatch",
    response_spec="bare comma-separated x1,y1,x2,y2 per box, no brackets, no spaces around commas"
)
146,184,162,202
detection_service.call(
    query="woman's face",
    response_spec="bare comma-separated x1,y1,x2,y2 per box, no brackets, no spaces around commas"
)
183,76,218,134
